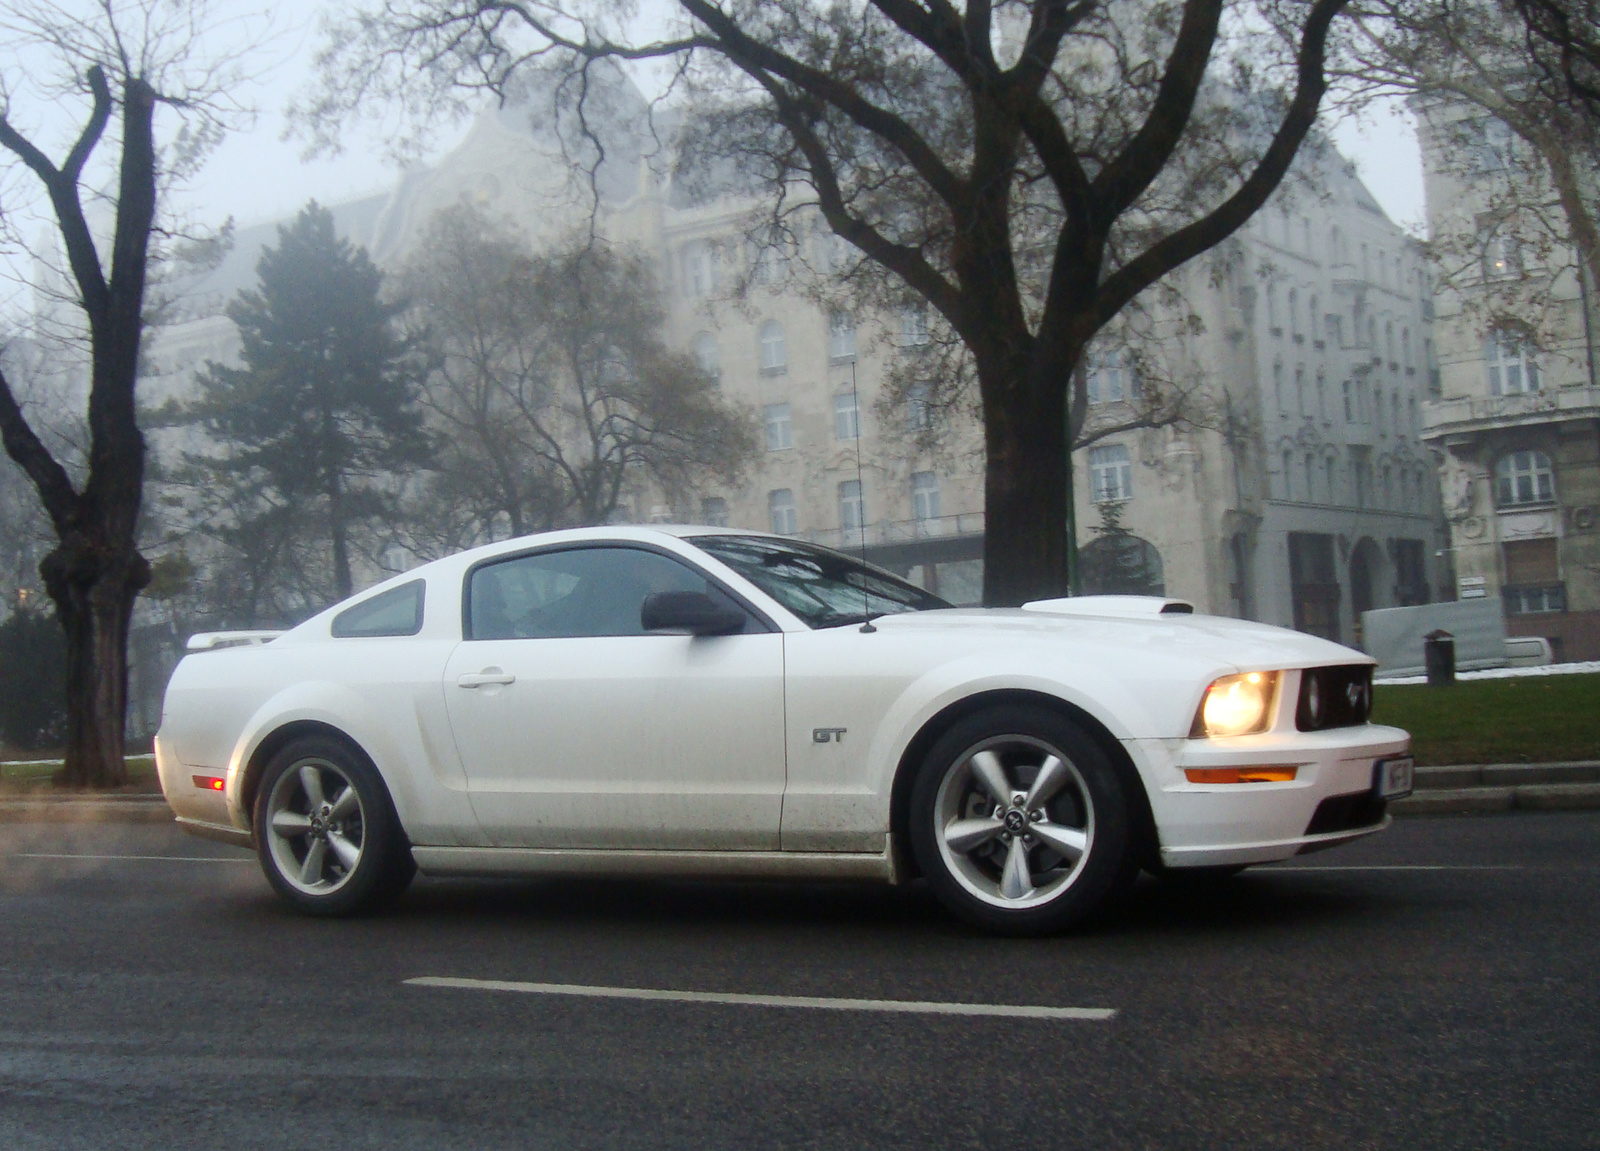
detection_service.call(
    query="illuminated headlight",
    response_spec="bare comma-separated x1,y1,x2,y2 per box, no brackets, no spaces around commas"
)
1191,671,1280,737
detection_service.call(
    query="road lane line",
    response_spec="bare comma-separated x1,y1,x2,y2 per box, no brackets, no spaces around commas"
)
406,976,1115,1021
1259,864,1528,872
7,853,252,863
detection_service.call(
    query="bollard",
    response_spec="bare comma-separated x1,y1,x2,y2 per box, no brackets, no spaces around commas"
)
1423,629,1456,686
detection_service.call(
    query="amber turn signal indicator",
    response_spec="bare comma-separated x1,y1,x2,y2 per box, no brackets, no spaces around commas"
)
1184,766,1299,784
192,775,225,791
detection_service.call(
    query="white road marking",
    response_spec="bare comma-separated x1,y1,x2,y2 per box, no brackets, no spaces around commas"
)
406,976,1115,1021
6,853,252,863
1259,864,1527,872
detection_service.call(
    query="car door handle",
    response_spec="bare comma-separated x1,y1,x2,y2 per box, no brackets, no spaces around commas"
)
456,671,516,688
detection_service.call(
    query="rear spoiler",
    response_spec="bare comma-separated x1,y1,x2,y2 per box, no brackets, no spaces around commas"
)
186,630,286,652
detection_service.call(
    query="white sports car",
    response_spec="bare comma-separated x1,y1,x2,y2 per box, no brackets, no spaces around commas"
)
156,526,1413,934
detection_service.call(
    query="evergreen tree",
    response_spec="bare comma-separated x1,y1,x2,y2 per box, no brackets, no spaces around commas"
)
189,203,429,606
1079,501,1165,597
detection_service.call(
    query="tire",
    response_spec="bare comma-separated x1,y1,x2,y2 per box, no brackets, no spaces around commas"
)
908,705,1134,936
252,734,415,917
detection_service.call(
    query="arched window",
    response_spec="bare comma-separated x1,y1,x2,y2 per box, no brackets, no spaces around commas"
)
693,331,720,379
759,321,787,373
1495,450,1555,506
1081,532,1165,596
1485,335,1539,394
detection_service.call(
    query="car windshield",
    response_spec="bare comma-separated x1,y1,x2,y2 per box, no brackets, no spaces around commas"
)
689,534,950,628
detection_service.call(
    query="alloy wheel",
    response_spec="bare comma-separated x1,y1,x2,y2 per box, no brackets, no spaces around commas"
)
264,757,367,896
932,735,1096,909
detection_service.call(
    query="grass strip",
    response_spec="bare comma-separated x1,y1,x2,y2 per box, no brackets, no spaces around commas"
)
1374,673,1600,765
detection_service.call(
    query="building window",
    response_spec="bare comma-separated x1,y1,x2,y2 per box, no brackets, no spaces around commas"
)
1325,457,1339,504
906,382,933,432
1494,450,1555,506
900,305,929,347
1502,538,1562,615
1089,444,1132,503
1485,335,1538,394
1381,464,1393,508
1343,379,1354,421
759,321,787,373
693,331,720,380
828,311,857,361
683,241,719,297
1479,117,1515,172
763,402,793,451
1281,449,1294,501
1305,452,1317,502
749,237,784,286
700,497,729,527
1273,361,1284,411
833,391,860,440
1265,286,1279,332
838,480,864,533
768,489,798,535
1316,371,1327,420
1288,288,1301,338
1309,294,1320,341
1295,366,1306,415
911,471,942,520
1087,349,1131,404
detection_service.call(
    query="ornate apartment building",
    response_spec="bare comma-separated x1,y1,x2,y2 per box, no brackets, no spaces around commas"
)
139,84,1446,641
1416,101,1600,660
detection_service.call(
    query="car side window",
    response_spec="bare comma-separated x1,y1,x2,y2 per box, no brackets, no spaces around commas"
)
467,547,755,639
331,580,425,638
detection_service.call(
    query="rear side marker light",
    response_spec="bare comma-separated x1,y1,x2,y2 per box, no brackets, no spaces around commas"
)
1185,767,1299,784
193,775,226,791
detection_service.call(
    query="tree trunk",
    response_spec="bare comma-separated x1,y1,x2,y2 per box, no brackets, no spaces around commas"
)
981,380,1071,607
41,534,150,789
329,473,352,601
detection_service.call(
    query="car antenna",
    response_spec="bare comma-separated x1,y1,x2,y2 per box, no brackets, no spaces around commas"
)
852,357,875,633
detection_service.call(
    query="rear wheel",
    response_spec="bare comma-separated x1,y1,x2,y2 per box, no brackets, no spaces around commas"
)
253,735,414,917
909,705,1134,935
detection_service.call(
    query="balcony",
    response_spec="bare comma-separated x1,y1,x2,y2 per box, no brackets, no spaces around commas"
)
1421,385,1600,442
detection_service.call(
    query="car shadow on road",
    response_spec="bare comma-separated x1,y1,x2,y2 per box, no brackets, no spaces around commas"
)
365,868,1394,941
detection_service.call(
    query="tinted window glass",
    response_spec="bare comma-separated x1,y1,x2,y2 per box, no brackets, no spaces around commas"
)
689,535,948,628
331,580,425,638
468,547,755,639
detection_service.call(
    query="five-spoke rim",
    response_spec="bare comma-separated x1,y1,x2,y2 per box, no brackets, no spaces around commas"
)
264,757,366,896
932,735,1095,909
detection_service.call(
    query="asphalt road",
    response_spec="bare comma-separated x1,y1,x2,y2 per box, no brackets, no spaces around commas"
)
0,814,1596,1151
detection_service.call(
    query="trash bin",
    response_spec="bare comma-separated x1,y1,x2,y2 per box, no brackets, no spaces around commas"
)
1424,629,1455,686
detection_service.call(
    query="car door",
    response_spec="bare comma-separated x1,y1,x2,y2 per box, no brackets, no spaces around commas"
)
442,543,787,850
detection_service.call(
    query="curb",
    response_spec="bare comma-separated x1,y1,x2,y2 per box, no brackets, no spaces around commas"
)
1391,782,1600,816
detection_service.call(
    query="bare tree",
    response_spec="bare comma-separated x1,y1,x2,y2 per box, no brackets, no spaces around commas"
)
298,0,1352,605
400,205,758,546
0,1,248,787
1509,0,1600,113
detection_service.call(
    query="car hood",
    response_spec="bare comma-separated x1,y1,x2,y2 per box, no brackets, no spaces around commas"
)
866,605,1370,673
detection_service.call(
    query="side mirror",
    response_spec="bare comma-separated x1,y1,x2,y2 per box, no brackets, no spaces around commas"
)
641,591,746,636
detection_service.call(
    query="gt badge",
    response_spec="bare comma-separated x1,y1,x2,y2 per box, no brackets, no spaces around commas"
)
813,727,847,744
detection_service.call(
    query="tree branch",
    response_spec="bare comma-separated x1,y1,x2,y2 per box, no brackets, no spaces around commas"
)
1089,0,1225,218
1092,0,1349,324
0,365,80,533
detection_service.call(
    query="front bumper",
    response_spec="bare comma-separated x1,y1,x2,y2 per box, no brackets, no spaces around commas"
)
1128,724,1411,868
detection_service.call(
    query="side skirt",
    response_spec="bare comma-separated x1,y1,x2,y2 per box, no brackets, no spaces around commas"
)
412,843,899,884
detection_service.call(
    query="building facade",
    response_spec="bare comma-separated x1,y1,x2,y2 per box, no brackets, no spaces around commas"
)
1416,101,1600,660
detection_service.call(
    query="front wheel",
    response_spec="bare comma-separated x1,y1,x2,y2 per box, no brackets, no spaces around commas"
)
909,706,1134,935
253,735,414,917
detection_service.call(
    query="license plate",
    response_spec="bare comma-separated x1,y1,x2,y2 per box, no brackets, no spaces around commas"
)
1373,756,1414,800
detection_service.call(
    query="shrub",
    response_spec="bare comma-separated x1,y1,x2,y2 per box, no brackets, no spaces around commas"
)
0,607,68,751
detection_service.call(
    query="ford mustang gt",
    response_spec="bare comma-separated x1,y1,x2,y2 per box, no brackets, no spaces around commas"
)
156,526,1412,934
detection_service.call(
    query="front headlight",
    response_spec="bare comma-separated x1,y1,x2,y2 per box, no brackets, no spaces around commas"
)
1191,671,1280,737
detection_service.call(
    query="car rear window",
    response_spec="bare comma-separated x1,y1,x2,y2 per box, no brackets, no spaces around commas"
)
331,580,426,638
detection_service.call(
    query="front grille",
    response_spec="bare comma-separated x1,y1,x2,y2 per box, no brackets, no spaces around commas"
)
1304,792,1387,836
1296,664,1374,731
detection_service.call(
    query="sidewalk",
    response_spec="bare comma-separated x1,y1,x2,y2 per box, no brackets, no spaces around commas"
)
3,762,1598,822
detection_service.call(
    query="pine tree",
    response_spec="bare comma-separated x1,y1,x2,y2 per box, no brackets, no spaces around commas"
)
189,203,429,607
1080,501,1164,597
